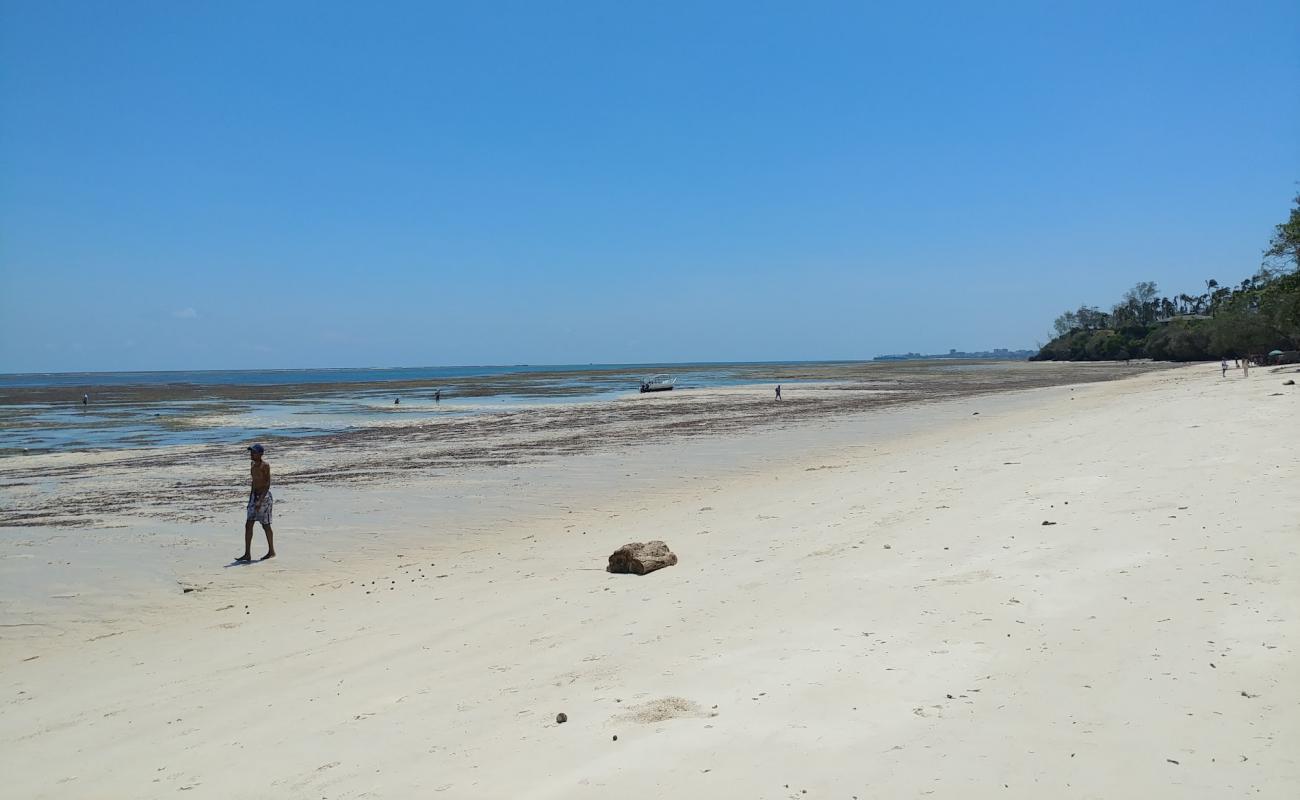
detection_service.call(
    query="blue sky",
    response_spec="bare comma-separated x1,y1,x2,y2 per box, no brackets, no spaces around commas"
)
2,1,1298,372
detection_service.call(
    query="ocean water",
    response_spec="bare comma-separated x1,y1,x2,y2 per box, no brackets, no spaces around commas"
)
0,361,855,454
0,364,613,389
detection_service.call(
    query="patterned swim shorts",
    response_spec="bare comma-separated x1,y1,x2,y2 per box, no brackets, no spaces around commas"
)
246,491,274,525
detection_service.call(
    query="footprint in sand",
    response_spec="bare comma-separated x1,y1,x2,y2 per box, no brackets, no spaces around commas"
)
616,697,715,724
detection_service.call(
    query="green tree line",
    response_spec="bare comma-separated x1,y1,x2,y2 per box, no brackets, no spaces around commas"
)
1033,195,1300,362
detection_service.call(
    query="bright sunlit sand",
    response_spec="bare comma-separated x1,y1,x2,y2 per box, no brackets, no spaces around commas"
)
2,365,1296,798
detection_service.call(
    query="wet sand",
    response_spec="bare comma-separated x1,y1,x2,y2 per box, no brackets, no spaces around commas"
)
0,361,1164,527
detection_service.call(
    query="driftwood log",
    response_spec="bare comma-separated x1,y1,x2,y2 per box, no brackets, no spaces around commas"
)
607,540,678,575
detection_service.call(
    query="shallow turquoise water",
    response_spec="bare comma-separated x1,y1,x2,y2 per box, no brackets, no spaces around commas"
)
0,361,852,454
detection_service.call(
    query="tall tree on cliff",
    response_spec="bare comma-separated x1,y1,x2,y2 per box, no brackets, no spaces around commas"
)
1264,193,1300,271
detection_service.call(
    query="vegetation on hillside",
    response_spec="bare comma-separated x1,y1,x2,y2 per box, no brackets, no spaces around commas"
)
1033,195,1300,362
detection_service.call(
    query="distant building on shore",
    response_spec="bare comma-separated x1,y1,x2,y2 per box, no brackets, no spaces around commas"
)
873,348,1036,361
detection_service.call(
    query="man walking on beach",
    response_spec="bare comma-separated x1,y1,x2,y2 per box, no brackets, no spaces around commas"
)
775,385,782,401
1221,359,1229,378
237,444,275,562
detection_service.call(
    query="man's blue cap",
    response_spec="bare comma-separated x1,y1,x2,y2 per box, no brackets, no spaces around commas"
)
248,444,265,454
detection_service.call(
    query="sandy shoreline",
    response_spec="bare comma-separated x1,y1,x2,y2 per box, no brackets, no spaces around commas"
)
1,364,1296,798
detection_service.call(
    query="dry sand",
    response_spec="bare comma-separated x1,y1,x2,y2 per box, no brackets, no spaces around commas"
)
1,364,1296,798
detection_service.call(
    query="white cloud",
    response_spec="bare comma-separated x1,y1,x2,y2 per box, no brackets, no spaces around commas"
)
171,307,198,319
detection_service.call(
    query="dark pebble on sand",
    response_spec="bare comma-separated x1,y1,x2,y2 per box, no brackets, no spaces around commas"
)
556,713,567,724
612,735,618,741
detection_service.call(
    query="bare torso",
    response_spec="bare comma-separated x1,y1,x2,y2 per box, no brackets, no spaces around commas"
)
251,461,271,495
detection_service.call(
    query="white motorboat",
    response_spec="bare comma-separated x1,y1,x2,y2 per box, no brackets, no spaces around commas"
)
639,374,676,393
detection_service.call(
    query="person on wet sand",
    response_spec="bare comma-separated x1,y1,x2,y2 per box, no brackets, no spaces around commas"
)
236,444,275,562
775,384,782,401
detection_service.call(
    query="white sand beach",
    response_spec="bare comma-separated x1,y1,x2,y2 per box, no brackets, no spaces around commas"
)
1,365,1296,798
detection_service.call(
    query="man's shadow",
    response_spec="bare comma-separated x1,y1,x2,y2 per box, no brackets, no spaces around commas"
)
224,557,273,568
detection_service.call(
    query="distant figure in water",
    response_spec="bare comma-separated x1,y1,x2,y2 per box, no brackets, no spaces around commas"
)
435,390,441,403
394,397,400,405
1221,359,1229,377
82,393,88,406
237,444,275,562
775,385,782,401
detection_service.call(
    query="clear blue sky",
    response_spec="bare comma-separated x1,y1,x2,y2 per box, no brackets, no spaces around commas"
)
2,1,1298,372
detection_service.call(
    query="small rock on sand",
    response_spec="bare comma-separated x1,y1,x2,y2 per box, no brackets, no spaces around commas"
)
555,713,567,724
607,540,678,575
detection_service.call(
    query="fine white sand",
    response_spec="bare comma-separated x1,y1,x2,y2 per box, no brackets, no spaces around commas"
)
1,365,1296,798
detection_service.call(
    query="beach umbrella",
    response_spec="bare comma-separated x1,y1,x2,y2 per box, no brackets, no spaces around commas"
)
1269,350,1284,356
